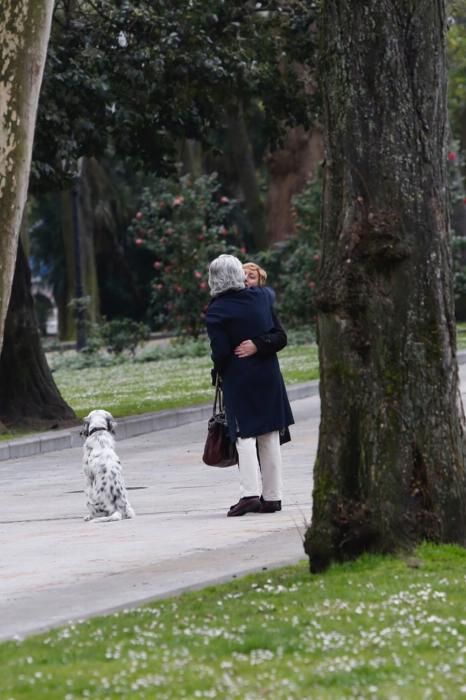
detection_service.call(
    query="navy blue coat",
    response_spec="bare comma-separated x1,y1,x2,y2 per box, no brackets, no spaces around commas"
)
205,286,294,440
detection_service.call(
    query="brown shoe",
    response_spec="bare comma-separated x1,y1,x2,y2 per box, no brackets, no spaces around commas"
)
259,497,282,513
227,496,260,517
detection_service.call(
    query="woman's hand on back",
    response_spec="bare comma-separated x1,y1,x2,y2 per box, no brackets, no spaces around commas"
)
234,340,258,358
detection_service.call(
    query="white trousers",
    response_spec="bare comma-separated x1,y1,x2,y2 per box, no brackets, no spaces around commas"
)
236,431,282,501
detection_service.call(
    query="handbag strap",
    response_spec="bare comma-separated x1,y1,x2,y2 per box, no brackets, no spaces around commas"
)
213,374,224,414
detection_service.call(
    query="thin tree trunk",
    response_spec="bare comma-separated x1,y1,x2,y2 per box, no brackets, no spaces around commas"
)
227,101,267,250
265,126,324,244
59,189,77,340
0,0,54,356
305,0,466,572
82,157,145,320
80,157,100,323
0,240,76,427
179,138,203,178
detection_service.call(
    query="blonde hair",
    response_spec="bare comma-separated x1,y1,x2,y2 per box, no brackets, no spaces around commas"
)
243,262,267,287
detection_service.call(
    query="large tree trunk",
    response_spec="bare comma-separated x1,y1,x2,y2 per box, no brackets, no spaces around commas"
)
0,241,76,427
305,0,466,572
0,0,54,356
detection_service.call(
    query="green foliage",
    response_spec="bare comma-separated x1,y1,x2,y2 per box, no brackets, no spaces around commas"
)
129,173,245,336
33,1,320,188
254,177,321,328
99,318,151,356
137,337,210,362
446,145,466,318
447,3,466,141
2,545,466,699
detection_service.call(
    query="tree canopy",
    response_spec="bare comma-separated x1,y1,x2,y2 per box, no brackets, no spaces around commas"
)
33,0,319,188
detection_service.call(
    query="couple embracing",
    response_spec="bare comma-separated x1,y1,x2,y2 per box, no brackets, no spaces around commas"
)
205,255,294,518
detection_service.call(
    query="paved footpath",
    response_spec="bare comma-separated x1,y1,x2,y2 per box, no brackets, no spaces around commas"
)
3,361,466,642
0,389,319,641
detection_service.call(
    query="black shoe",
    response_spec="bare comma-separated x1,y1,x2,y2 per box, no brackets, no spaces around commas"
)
259,497,282,513
227,496,260,517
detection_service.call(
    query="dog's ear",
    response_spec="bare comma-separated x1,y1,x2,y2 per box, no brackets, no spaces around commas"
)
107,416,117,434
81,417,90,438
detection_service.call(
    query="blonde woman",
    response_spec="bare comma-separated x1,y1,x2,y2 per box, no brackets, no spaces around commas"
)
234,262,286,359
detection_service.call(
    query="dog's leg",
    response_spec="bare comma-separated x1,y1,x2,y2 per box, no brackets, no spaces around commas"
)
122,503,136,519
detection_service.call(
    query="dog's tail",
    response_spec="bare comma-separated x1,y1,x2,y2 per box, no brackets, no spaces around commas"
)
90,512,123,523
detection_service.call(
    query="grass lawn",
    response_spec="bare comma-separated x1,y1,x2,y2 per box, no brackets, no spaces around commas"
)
50,343,319,419
45,324,466,419
1,543,466,699
1,325,464,441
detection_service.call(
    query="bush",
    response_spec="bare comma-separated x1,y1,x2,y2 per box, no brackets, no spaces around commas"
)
252,177,321,329
128,173,245,337
100,318,151,356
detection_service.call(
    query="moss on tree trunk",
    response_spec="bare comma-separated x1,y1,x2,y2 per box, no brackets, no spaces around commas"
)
0,0,54,354
305,0,466,572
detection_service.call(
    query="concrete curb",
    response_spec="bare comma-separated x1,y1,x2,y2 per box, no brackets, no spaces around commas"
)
0,380,319,462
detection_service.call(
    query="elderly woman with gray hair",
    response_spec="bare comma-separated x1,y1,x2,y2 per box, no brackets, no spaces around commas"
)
205,254,294,517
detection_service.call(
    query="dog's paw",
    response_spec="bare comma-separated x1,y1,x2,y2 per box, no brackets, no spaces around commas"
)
109,511,123,521
84,514,92,521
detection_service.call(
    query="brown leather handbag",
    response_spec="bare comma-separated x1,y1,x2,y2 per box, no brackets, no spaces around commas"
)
202,377,238,467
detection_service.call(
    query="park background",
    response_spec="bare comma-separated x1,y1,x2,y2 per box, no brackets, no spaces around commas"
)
2,2,466,698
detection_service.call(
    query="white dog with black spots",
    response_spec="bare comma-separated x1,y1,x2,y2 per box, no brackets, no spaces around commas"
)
81,409,135,522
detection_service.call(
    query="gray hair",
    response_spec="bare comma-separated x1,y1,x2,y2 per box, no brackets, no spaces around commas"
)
208,254,246,297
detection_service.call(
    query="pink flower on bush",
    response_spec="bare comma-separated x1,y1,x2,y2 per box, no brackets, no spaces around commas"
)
175,285,183,293
448,151,457,161
313,254,320,261
173,196,184,206
220,196,229,204
135,211,143,220
308,281,316,289
220,226,228,236
135,238,143,246
153,261,162,269
194,271,202,279
199,281,207,290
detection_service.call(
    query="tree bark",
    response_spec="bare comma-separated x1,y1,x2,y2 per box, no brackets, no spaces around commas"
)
0,240,76,427
305,0,466,572
0,0,54,356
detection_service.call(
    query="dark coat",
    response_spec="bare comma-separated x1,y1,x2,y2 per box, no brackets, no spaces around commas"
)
205,286,294,440
253,309,287,356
